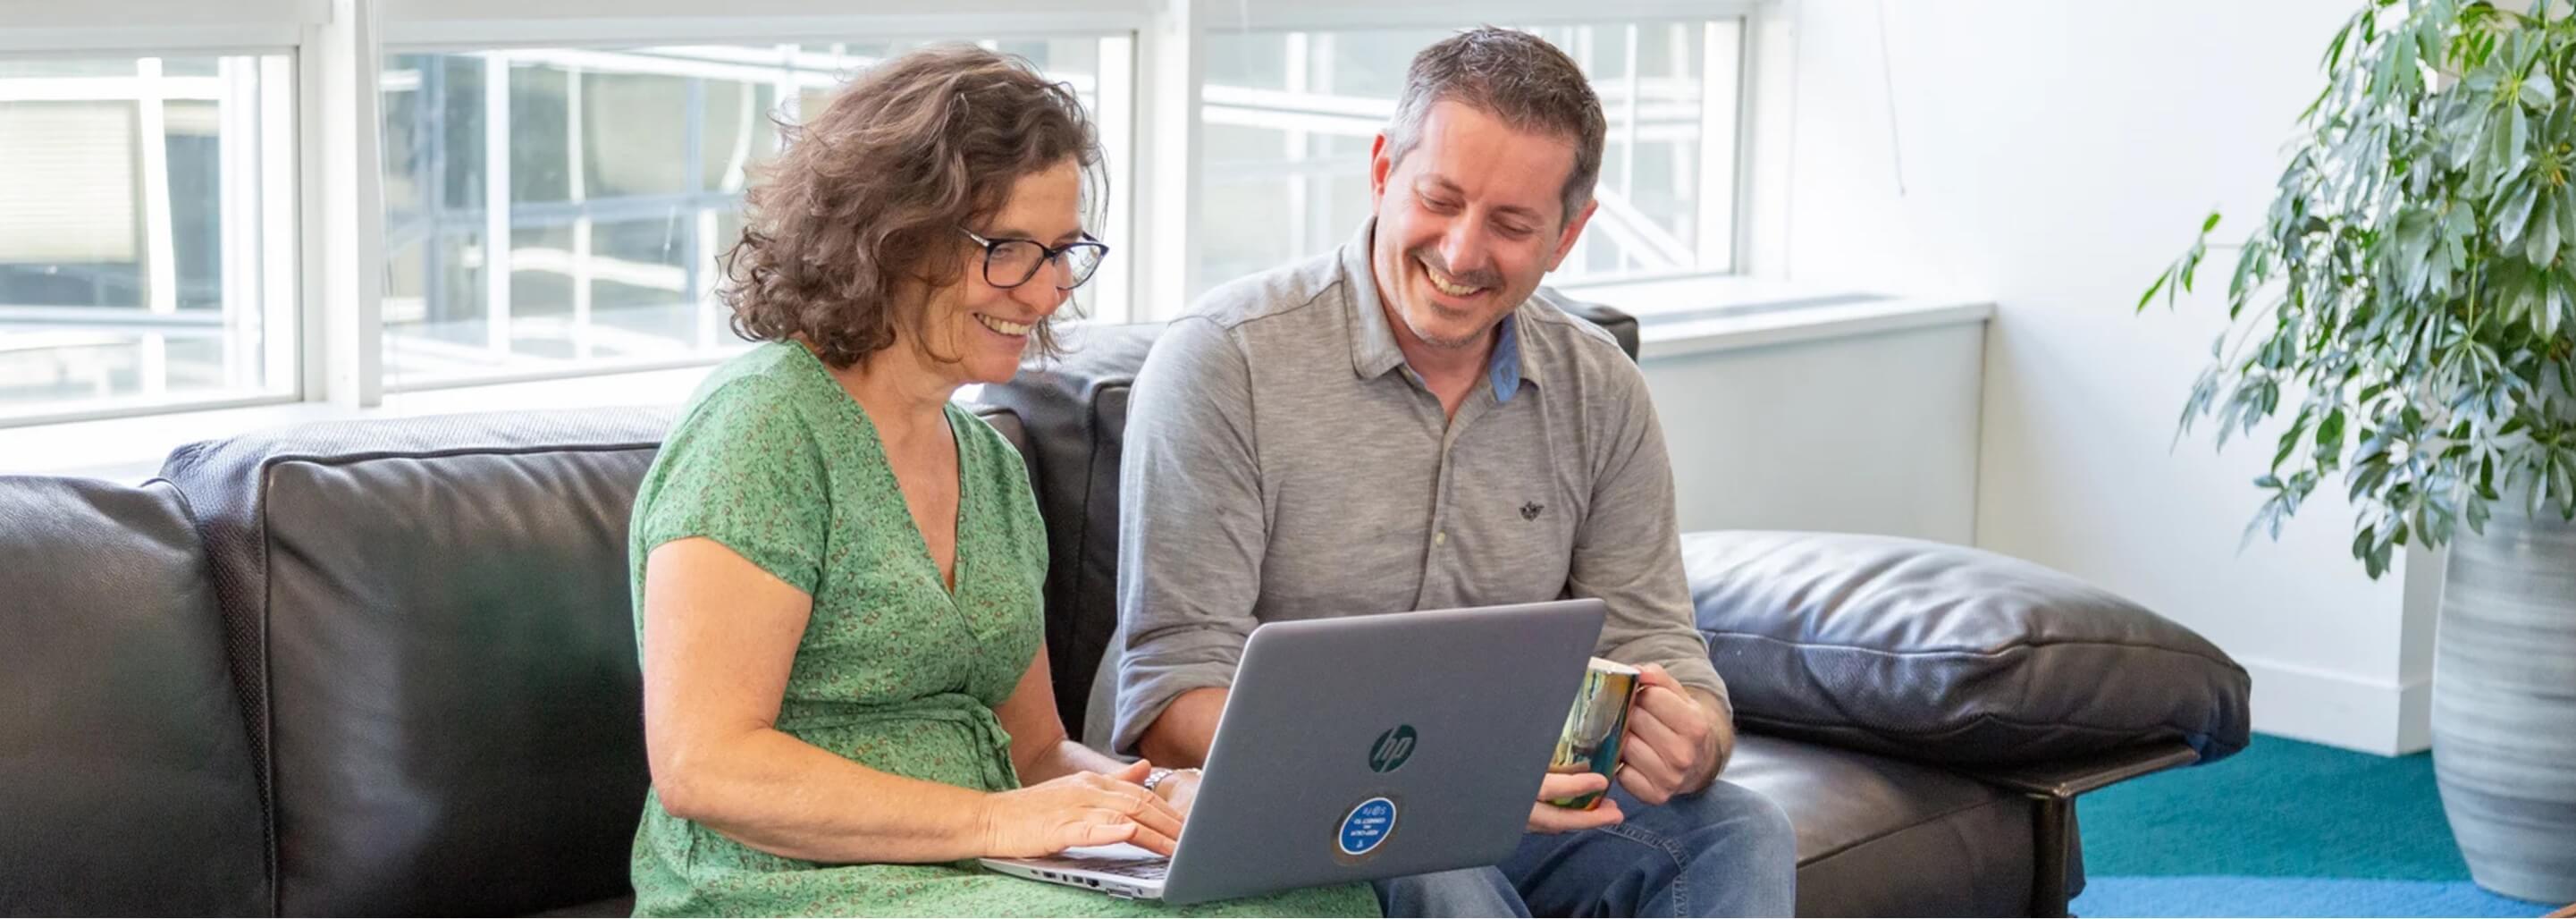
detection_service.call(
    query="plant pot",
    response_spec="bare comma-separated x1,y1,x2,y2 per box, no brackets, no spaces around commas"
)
2435,499,2576,904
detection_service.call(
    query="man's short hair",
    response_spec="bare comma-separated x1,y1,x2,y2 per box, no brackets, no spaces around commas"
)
1381,27,1607,226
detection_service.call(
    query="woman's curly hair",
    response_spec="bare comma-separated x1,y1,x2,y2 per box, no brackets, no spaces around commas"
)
722,45,1102,367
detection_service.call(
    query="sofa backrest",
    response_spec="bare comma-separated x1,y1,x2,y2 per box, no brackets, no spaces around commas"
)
0,476,268,916
158,410,670,915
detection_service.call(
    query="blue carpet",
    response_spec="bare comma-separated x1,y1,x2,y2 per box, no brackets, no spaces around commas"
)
2066,734,2563,917
2075,877,2544,917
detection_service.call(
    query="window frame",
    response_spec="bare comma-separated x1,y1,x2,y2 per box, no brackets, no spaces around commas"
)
0,41,309,427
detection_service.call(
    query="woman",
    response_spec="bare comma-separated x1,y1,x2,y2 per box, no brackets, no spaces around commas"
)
625,46,1376,917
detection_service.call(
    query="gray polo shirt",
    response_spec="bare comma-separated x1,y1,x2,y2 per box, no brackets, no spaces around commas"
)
1111,221,1723,755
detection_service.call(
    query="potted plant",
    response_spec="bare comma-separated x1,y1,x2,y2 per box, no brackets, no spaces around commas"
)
2142,0,2576,903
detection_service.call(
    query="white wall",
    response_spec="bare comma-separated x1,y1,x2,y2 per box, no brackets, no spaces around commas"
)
1643,319,1983,544
1773,0,2433,754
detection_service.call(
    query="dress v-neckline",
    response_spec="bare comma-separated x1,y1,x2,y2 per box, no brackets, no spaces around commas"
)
876,406,968,599
798,345,970,600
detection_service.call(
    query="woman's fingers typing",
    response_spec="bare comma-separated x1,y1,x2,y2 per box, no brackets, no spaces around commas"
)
981,767,1191,858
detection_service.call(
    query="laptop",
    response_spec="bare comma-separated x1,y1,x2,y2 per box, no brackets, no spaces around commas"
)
981,599,1606,905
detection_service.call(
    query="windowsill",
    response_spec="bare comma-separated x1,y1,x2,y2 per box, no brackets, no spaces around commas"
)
1553,274,1996,360
3,281,1996,483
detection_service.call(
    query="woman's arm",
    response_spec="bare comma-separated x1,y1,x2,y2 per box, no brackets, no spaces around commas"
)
992,644,1207,818
643,538,1183,862
994,645,1139,784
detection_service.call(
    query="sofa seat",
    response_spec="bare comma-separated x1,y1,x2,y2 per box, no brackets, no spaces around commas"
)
1728,734,2039,916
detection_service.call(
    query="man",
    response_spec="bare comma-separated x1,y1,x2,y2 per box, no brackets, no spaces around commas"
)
1113,27,1797,918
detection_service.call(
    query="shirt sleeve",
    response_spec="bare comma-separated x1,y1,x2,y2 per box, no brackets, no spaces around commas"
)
1111,316,1268,755
633,378,831,595
1571,366,1731,716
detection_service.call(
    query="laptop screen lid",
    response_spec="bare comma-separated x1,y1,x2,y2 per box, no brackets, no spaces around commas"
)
1155,598,1605,905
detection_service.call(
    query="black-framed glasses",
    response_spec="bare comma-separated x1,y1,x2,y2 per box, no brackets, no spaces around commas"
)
958,227,1110,291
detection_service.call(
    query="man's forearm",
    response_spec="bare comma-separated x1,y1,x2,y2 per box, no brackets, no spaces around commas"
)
1017,738,1132,786
1135,687,1229,768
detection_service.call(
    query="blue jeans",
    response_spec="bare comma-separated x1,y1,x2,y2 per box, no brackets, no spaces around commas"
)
1373,780,1797,917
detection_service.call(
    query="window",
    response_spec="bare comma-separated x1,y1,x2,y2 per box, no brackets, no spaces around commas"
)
0,54,297,421
377,38,1127,389
3,4,1765,433
1193,21,1741,300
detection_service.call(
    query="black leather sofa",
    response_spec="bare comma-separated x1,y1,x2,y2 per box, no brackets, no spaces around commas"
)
1,313,2248,917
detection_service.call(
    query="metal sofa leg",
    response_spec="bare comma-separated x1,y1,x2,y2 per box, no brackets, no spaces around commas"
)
1964,743,2204,918
2028,793,2075,917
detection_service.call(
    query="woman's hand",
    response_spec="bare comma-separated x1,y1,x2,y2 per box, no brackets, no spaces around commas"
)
976,760,1186,857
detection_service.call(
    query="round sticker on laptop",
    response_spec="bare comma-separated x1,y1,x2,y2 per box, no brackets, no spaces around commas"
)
1336,797,1400,861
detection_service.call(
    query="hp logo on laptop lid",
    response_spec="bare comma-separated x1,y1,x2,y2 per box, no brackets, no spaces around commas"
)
1368,725,1418,773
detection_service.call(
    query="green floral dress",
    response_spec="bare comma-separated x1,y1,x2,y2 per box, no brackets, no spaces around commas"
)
627,341,1377,917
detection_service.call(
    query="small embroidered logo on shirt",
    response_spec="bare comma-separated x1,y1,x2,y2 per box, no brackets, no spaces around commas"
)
1520,502,1545,520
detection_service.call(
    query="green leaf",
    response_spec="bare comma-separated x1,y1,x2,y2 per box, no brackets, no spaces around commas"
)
2377,31,2406,93
2202,211,2223,233
2500,180,2541,247
2325,19,2355,72
2217,394,2249,450
2488,101,2536,187
2137,271,2169,312
2531,195,2563,265
2276,425,2307,470
2555,185,2576,250
2521,71,2558,108
2352,461,2393,502
2231,239,2269,301
2510,101,2532,164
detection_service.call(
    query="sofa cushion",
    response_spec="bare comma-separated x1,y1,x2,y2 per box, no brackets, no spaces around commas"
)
1688,530,2252,765
160,409,670,915
0,476,266,915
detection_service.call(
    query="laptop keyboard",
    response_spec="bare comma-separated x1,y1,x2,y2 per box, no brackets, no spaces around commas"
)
1040,855,1170,881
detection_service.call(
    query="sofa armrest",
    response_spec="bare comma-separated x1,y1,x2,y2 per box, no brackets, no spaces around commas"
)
1964,740,2202,800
